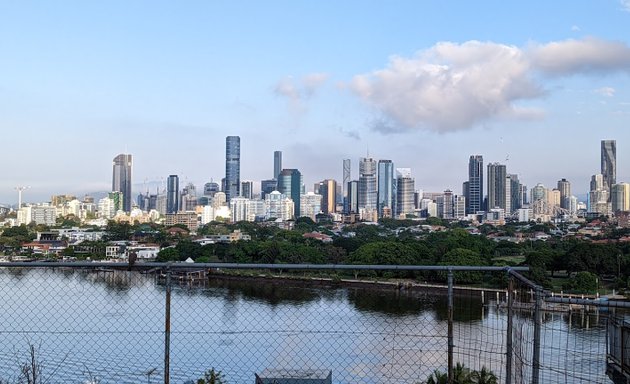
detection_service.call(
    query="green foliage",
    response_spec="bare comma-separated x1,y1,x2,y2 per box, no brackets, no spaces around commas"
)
439,248,487,284
188,368,226,384
156,247,180,262
103,221,132,241
420,364,497,384
562,271,599,293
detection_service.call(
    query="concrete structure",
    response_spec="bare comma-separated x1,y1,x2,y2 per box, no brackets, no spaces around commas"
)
318,179,337,214
611,183,630,213
395,168,414,217
300,192,322,220
487,163,507,213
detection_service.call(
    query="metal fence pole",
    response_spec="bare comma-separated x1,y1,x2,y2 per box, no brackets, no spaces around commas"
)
532,286,542,384
164,266,171,384
506,273,514,384
447,269,454,384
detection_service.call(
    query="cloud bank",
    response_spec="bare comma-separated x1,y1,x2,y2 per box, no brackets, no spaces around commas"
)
350,37,630,133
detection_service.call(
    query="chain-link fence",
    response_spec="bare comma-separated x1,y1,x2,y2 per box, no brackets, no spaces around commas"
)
0,262,627,384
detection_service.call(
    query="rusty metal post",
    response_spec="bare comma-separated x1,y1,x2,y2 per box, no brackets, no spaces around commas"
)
447,269,454,384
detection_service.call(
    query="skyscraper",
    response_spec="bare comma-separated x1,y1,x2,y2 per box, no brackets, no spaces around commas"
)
377,160,395,218
274,151,282,180
166,175,179,214
112,154,132,212
467,155,483,214
487,163,507,212
277,169,302,218
611,183,630,213
318,179,337,214
601,140,616,195
557,178,571,210
241,180,254,199
358,157,377,211
225,136,240,202
396,168,414,217
342,159,351,212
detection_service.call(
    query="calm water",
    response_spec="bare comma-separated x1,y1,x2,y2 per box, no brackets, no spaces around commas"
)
0,269,613,384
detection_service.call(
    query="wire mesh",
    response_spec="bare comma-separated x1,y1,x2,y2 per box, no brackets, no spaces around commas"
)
0,264,623,384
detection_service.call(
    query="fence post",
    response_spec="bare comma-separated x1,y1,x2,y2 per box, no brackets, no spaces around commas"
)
447,268,454,384
532,286,542,384
506,272,513,384
164,265,172,384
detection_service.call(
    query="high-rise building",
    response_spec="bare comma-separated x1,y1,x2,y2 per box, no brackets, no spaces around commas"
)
300,192,322,220
260,179,277,200
437,190,454,219
509,174,522,213
277,169,303,218
203,181,220,198
467,155,483,214
241,180,254,199
225,136,240,202
358,157,377,211
347,180,359,213
487,163,507,212
274,151,282,180
166,175,179,214
318,179,337,214
377,160,395,218
112,154,132,212
343,159,351,212
601,139,616,195
589,174,609,215
396,168,415,217
611,183,630,213
557,179,571,210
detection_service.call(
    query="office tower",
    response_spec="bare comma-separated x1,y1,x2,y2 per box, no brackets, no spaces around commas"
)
589,174,609,214
377,160,395,218
601,140,616,195
454,195,466,219
278,169,303,218
203,181,220,198
318,179,337,214
166,175,179,214
112,154,132,212
467,155,483,214
437,190,454,219
274,151,282,180
225,136,240,202
241,180,254,199
396,168,415,217
509,174,522,212
611,183,630,213
260,179,277,200
358,157,377,210
180,183,197,212
557,179,571,210
300,192,322,220
343,159,351,212
230,197,249,223
487,163,507,212
531,183,547,202
347,180,359,213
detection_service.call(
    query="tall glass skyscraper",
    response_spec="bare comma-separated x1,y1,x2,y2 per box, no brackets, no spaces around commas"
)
358,157,377,210
487,162,507,212
467,155,483,214
112,154,132,212
377,160,395,218
225,136,240,202
273,151,282,180
601,139,616,196
278,169,302,218
166,175,179,214
342,159,351,213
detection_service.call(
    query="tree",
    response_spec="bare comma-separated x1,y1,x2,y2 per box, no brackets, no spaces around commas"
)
156,247,180,262
562,271,598,293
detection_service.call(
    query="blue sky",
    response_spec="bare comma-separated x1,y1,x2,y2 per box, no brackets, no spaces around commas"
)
1,1,630,205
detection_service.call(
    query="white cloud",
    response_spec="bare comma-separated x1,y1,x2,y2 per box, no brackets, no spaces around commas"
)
571,25,581,32
621,0,630,12
350,41,544,132
350,37,630,133
529,37,630,75
274,73,329,101
595,87,616,97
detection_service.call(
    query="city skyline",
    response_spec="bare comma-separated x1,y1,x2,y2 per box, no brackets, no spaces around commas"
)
2,1,630,204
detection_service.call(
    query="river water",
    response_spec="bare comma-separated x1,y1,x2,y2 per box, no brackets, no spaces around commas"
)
0,268,614,384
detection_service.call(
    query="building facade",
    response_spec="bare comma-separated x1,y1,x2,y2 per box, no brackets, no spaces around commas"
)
467,155,483,214
601,139,616,196
377,160,395,218
166,175,179,214
225,136,241,202
112,154,132,212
